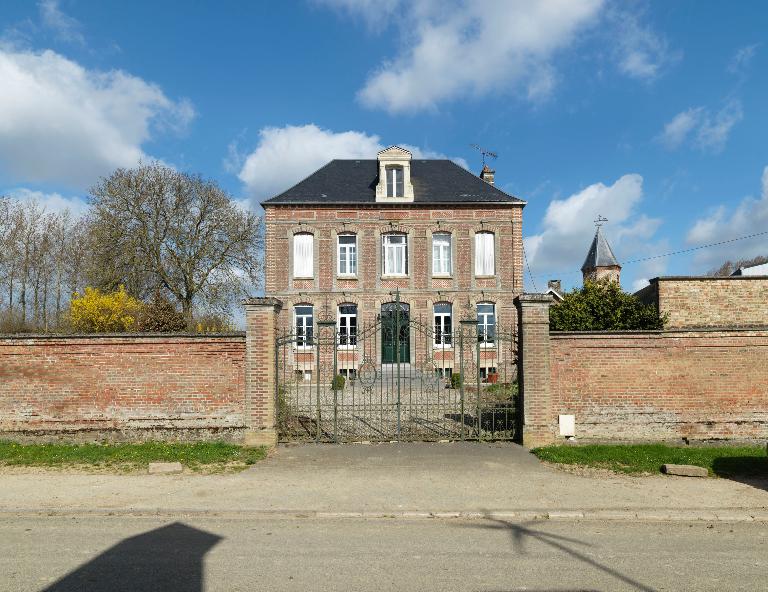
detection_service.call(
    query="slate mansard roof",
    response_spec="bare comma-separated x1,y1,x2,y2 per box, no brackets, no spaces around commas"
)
261,159,524,206
581,227,620,272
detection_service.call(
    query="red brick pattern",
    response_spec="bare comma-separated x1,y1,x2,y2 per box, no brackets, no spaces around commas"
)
264,204,524,332
244,299,281,446
264,204,524,373
517,295,554,447
0,335,246,440
550,330,768,442
650,277,768,329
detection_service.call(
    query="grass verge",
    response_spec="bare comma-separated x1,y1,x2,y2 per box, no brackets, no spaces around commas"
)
531,444,768,476
0,440,268,472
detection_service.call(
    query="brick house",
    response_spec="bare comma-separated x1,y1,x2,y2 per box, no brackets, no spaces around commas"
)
261,146,525,382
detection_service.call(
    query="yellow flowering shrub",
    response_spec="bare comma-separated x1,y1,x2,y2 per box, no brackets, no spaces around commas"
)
69,286,142,333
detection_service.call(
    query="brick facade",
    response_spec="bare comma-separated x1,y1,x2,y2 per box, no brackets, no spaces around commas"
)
264,203,524,373
636,276,768,329
0,334,246,442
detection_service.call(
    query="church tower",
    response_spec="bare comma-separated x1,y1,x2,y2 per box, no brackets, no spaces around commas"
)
581,219,621,284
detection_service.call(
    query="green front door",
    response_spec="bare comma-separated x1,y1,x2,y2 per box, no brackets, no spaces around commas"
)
381,302,410,363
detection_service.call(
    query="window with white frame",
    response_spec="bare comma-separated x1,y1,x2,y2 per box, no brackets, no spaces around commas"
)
293,233,314,278
338,304,357,347
337,234,357,276
386,165,404,197
433,302,452,347
475,232,495,276
477,302,495,345
382,234,408,275
432,233,452,276
294,305,314,347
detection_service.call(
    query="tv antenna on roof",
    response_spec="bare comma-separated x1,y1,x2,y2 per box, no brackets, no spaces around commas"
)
470,144,498,167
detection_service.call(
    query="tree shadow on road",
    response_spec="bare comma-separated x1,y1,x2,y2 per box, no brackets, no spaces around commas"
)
42,522,221,592
457,515,657,592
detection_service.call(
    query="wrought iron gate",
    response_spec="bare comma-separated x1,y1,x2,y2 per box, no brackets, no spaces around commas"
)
276,294,519,443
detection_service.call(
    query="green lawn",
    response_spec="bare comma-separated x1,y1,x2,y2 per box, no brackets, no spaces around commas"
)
531,443,768,476
0,440,267,472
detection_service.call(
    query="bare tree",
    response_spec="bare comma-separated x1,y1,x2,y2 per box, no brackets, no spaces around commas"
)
708,254,768,276
0,197,84,332
87,162,263,322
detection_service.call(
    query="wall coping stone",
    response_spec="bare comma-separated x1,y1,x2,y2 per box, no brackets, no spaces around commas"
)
0,332,245,340
515,293,555,304
243,297,283,309
650,275,768,282
551,327,768,337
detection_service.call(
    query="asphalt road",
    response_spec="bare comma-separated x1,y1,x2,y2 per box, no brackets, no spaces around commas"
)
2,515,766,592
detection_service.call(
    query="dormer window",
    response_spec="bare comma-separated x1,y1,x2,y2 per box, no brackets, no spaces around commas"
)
386,165,404,198
375,146,414,202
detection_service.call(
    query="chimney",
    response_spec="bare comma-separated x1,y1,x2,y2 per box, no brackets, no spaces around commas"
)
480,164,495,185
547,279,562,294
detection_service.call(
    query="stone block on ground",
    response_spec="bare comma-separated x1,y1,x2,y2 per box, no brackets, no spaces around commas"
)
148,462,184,475
662,464,708,477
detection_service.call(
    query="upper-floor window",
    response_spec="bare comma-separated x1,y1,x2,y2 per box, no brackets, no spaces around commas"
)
338,304,357,347
475,231,495,276
386,165,404,198
477,302,495,345
433,302,452,347
382,233,408,276
432,233,452,276
295,304,314,347
337,234,357,276
293,233,314,278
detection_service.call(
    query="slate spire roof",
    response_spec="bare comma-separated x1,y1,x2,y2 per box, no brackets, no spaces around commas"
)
581,226,620,272
261,159,523,205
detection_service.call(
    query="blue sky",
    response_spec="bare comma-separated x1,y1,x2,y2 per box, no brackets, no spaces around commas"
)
1,0,767,292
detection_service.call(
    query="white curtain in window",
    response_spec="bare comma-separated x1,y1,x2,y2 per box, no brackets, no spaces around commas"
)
475,232,495,276
293,234,314,277
383,235,407,275
432,234,451,275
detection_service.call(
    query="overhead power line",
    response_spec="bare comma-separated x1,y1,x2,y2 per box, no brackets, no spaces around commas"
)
622,229,768,265
523,244,538,291
527,228,768,280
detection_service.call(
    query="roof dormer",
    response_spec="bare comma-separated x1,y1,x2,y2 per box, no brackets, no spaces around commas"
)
375,146,415,202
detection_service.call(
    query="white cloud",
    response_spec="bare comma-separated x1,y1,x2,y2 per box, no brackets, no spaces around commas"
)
659,107,704,149
524,174,665,290
0,47,194,189
686,166,768,270
611,7,678,80
6,187,89,217
728,43,759,74
696,100,743,151
38,0,84,45
322,0,604,113
659,100,742,153
236,123,466,200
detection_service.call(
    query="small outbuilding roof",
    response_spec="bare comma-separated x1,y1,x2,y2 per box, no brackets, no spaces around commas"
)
731,261,768,276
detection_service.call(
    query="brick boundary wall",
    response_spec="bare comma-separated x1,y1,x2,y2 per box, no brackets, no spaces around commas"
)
635,276,768,329
516,295,768,446
549,329,768,444
0,333,247,443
